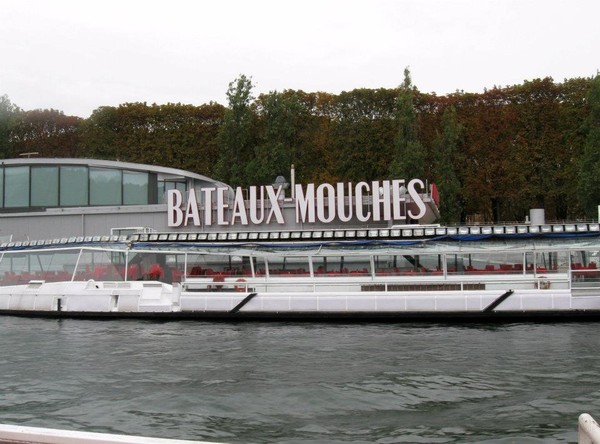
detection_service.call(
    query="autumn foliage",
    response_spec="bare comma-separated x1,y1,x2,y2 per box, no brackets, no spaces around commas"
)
0,74,597,223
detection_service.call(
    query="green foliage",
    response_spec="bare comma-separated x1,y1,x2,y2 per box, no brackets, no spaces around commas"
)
509,79,565,215
78,106,120,159
0,95,20,158
433,106,462,224
79,102,225,174
389,68,426,180
246,90,305,185
10,109,82,157
578,74,600,218
215,75,256,186
328,88,397,182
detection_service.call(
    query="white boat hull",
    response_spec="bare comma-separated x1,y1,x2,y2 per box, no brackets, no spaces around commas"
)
1,279,599,321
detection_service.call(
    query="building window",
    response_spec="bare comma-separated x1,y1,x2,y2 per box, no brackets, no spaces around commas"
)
0,168,3,207
60,166,88,206
90,168,122,205
157,180,186,203
31,166,59,207
4,166,30,208
165,181,186,192
157,181,165,202
123,171,148,205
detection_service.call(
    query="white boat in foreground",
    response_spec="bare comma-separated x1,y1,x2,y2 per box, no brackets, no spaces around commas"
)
0,423,220,444
1,221,600,321
1,414,598,443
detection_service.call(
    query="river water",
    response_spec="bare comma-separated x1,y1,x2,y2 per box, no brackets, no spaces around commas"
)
0,317,599,443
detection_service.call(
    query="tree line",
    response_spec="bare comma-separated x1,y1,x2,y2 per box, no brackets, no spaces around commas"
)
1,70,599,224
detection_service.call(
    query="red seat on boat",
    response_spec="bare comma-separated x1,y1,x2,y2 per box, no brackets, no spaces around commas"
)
149,264,163,279
127,264,142,280
189,266,203,276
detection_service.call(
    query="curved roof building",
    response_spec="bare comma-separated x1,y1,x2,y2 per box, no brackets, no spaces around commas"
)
0,158,440,243
0,158,231,241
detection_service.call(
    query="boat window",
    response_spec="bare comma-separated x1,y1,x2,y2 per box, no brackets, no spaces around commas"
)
60,166,88,206
165,253,186,283
527,251,568,274
313,255,371,276
126,251,185,284
570,250,599,269
0,253,26,285
374,254,442,276
253,257,266,276
267,256,310,276
186,253,250,278
187,254,207,277
570,250,600,283
0,253,29,285
31,166,59,207
73,250,125,282
447,252,525,274
0,250,80,285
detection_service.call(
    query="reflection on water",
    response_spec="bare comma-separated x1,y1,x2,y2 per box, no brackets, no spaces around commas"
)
0,318,598,443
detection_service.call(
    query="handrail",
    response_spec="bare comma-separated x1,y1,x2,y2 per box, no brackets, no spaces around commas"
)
182,274,571,293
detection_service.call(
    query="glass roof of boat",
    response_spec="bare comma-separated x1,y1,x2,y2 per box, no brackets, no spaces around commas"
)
2,230,600,258
2,222,600,252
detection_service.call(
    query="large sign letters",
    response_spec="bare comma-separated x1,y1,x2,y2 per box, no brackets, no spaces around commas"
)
167,179,427,228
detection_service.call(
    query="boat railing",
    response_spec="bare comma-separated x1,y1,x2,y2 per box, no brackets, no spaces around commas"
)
182,274,571,293
570,269,600,288
464,218,598,227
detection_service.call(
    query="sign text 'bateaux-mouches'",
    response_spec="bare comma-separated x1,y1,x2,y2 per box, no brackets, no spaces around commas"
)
167,179,427,227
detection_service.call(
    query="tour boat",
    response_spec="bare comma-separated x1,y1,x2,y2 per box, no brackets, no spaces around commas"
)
1,220,599,321
1,158,599,321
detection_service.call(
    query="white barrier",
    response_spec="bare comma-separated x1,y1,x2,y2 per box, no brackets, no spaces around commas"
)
579,413,600,444
0,424,221,444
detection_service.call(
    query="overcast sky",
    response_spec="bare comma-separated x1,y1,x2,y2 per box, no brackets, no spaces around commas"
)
1,0,598,118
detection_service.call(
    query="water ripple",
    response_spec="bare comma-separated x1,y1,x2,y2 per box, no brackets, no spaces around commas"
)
0,318,597,443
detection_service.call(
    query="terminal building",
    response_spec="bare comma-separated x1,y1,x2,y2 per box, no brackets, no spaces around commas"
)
0,158,439,242
0,158,231,241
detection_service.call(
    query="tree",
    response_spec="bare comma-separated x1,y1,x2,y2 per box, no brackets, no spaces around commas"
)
432,105,463,223
578,74,600,218
79,102,225,174
2,74,594,222
457,87,520,222
0,95,20,158
554,77,589,219
328,88,397,182
508,78,566,220
9,109,82,157
78,106,120,159
215,75,256,186
246,90,305,185
389,68,426,180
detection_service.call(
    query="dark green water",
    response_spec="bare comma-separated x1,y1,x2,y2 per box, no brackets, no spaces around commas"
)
0,317,599,443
